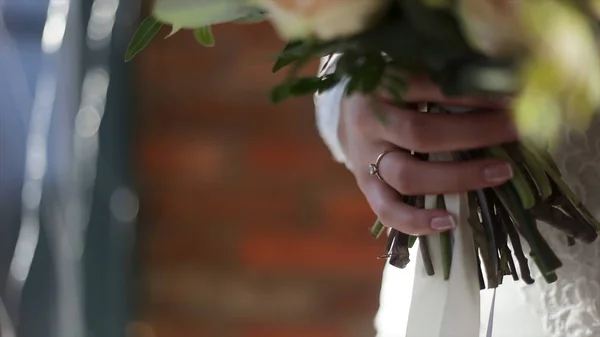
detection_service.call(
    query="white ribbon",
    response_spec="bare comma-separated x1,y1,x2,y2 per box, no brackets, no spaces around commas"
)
405,155,481,337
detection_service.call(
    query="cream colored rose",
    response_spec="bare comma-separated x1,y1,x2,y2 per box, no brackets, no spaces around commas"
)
591,0,600,19
456,0,600,144
512,1,600,145
456,0,525,57
250,0,394,40
153,0,258,30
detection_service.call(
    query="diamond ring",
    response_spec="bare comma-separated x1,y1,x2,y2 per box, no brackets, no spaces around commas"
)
369,148,404,183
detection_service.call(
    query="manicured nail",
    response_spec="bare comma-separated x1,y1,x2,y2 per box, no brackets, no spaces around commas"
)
430,216,456,231
484,163,513,183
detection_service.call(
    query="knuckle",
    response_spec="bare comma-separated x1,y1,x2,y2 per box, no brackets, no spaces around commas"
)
369,192,395,223
393,161,417,195
369,194,422,235
397,111,430,152
371,198,392,221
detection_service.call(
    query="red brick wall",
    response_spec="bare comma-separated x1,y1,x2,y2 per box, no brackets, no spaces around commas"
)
132,21,386,337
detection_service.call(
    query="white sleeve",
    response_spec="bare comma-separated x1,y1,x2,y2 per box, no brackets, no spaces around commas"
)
314,55,351,169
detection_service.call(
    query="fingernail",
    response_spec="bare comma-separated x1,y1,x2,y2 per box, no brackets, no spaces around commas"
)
430,216,456,231
484,163,513,183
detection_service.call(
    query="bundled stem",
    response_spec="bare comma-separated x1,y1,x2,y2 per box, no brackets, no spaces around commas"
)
373,104,599,288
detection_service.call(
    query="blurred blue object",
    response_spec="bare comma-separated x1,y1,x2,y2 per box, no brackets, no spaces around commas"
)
0,0,141,336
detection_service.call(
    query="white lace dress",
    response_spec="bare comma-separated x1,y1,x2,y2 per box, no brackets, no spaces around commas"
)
314,56,600,337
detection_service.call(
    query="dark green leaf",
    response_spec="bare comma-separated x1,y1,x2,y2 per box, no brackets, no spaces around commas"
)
193,26,215,47
125,16,163,62
270,84,292,104
408,235,417,248
399,0,467,45
271,76,340,104
359,62,386,93
386,74,408,94
272,41,309,73
494,184,563,275
345,76,363,96
316,76,340,94
272,39,345,73
289,77,326,95
371,219,385,239
300,39,351,58
352,19,473,67
340,55,386,96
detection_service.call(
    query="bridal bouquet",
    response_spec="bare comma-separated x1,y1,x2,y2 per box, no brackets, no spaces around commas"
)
127,0,600,291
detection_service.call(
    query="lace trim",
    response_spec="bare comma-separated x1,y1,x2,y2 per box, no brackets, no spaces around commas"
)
523,115,600,337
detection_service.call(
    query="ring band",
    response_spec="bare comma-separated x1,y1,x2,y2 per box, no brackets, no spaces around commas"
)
369,103,428,182
369,148,404,182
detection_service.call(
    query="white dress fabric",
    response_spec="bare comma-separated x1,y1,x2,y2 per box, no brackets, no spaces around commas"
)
314,56,600,337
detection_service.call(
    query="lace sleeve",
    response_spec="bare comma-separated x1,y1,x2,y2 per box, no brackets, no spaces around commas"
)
314,55,351,169
521,115,600,337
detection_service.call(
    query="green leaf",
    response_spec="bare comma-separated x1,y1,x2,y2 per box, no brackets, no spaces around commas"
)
386,74,408,95
337,53,387,96
272,41,307,73
345,75,363,96
125,16,163,62
272,39,343,73
270,84,292,104
288,77,326,95
408,235,417,248
270,76,339,104
193,26,215,47
371,219,385,239
485,146,537,210
316,76,340,94
359,59,386,93
494,184,563,276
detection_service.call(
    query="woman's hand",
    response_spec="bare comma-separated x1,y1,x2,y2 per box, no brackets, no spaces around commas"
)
339,76,518,235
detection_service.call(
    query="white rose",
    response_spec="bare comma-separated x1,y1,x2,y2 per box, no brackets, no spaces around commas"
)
592,0,600,19
251,0,393,41
456,0,525,57
517,1,600,141
152,0,259,31
152,0,392,41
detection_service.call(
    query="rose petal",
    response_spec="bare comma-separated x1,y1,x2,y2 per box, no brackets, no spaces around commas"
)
153,0,257,28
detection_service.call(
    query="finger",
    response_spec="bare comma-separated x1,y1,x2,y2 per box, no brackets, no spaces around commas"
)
375,149,513,195
359,178,456,236
365,103,518,153
389,75,510,110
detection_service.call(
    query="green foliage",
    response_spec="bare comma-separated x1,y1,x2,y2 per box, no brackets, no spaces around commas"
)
125,17,164,62
272,41,307,73
270,76,340,104
193,26,215,47
266,0,483,105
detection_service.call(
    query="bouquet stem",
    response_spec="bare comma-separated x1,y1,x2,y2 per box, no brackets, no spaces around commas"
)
373,103,599,288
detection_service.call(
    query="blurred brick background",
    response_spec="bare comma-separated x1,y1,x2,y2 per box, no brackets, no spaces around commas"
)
131,21,386,337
